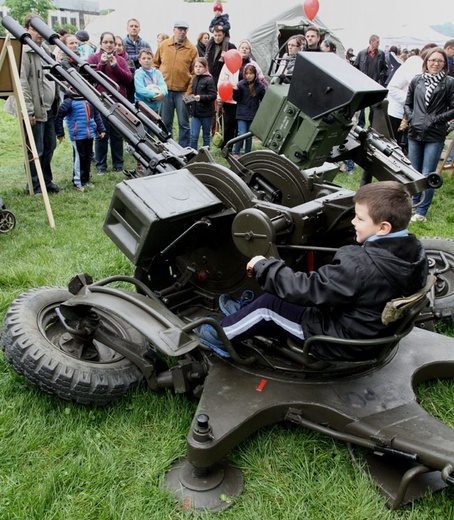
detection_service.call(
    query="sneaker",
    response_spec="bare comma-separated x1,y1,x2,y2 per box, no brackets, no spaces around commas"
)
219,290,254,316
85,182,94,188
113,167,124,172
339,163,347,173
195,323,230,357
410,213,427,223
97,169,106,175
74,185,84,192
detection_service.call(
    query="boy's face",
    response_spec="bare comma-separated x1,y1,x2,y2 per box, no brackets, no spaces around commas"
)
139,53,154,69
214,9,222,16
352,203,388,244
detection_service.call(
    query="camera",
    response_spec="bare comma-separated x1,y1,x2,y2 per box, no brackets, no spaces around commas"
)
105,52,114,60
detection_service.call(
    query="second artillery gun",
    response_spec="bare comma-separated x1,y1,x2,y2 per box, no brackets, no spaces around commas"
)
2,16,454,512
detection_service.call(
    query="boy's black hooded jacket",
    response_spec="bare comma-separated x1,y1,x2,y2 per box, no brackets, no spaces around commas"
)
253,235,428,359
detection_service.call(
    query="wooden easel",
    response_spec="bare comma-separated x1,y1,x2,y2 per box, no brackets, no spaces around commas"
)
437,138,454,177
0,35,55,228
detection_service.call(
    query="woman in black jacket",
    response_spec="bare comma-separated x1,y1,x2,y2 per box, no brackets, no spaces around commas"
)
405,47,454,222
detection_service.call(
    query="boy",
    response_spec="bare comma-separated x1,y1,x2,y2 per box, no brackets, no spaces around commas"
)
134,48,168,113
205,2,231,62
55,92,105,191
196,181,428,361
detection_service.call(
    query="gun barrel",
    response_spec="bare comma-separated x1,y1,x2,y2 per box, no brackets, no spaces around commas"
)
2,16,193,174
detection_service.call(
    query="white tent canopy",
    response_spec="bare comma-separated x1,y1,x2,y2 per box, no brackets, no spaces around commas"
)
379,23,447,51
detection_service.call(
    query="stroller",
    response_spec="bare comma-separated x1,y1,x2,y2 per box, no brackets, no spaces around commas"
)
0,195,16,233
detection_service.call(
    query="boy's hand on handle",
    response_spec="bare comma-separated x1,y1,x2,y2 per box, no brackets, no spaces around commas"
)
246,255,266,277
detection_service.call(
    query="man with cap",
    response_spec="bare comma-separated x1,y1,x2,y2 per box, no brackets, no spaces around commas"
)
153,21,198,147
75,29,97,60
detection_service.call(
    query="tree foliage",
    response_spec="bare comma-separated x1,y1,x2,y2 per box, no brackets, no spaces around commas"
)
4,0,55,26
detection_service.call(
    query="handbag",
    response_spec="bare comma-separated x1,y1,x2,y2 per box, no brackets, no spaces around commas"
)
212,111,224,148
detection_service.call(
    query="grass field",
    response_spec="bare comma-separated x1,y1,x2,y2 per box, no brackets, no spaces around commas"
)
1,98,454,519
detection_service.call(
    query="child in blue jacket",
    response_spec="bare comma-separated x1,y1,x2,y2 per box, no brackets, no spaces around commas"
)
134,48,167,113
55,93,105,191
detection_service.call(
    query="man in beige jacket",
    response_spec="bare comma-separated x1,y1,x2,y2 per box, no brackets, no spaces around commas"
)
153,20,198,147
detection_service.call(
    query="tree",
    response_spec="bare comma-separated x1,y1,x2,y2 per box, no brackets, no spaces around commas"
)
4,0,55,26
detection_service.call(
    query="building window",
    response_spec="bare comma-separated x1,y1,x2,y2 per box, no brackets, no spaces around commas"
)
61,16,67,25
51,16,58,28
70,17,77,27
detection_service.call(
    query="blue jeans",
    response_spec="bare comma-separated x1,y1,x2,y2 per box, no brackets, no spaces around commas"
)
26,108,56,193
160,91,190,147
234,120,252,155
408,138,444,216
95,115,124,171
190,116,212,150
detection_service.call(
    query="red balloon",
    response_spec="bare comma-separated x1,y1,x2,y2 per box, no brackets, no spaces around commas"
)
303,0,319,21
224,49,242,74
218,81,234,102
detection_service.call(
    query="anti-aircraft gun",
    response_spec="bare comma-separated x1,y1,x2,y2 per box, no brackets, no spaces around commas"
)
2,16,454,512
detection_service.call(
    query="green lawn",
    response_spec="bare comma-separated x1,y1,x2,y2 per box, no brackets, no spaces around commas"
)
1,99,454,519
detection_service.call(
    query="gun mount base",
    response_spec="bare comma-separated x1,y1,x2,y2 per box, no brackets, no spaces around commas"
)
181,327,454,509
164,458,243,512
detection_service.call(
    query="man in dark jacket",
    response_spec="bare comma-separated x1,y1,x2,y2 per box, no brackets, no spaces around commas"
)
196,182,428,361
354,34,388,127
206,28,236,86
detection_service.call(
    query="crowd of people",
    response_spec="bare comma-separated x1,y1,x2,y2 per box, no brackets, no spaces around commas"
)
5,8,454,212
5,9,454,366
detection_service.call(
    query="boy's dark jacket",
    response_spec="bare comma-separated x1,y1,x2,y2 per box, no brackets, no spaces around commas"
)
253,235,428,358
209,14,230,36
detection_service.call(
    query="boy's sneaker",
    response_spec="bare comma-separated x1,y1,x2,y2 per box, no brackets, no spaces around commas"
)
195,323,230,357
410,213,427,223
97,169,106,175
218,290,254,316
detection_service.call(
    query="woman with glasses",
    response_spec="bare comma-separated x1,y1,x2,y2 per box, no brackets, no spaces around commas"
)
275,35,306,77
88,32,133,174
404,47,454,222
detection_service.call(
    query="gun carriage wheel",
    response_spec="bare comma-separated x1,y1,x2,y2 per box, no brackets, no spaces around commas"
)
1,287,144,405
0,209,16,233
421,238,454,321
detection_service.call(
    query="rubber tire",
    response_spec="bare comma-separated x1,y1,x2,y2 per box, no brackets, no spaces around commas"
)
1,287,144,406
421,237,454,320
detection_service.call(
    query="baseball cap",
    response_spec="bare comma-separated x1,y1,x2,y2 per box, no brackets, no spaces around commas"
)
174,20,189,29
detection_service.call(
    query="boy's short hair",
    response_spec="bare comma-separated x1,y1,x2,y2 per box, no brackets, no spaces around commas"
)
139,48,154,59
353,181,412,231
